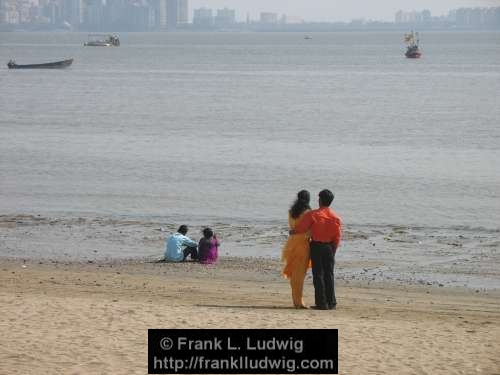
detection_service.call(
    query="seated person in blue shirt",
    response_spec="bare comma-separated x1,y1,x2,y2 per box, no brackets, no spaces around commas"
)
165,225,198,262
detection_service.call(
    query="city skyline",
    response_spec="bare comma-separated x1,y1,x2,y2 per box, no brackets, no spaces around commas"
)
1,0,499,31
190,0,500,22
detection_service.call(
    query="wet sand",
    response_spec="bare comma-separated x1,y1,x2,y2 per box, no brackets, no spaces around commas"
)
1,258,499,374
1,214,500,289
1,214,500,374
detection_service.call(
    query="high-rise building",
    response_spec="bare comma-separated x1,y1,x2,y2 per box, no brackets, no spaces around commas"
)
193,7,212,26
177,0,188,25
395,9,432,25
158,0,167,29
214,7,235,27
0,0,8,24
421,9,431,23
166,0,176,29
83,0,104,30
63,0,83,29
395,10,403,23
260,12,277,24
42,0,61,25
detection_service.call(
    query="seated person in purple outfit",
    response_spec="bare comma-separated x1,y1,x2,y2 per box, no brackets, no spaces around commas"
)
198,228,220,264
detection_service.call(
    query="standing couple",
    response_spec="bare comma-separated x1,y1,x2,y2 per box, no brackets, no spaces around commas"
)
282,189,342,310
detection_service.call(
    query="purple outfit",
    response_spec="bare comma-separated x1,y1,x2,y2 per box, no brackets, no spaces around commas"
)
198,237,219,264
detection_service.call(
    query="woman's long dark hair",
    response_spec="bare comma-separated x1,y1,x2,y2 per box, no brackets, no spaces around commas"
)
289,190,311,219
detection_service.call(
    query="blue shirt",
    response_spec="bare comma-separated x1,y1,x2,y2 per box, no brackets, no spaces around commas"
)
165,232,198,262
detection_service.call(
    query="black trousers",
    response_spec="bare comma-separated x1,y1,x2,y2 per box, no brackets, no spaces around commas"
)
310,241,336,308
183,246,198,261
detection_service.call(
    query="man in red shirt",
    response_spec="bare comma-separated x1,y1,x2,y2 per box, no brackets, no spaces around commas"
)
293,189,342,310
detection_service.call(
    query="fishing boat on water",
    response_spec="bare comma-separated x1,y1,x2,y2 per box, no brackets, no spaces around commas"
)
7,58,73,69
404,31,422,58
84,34,120,47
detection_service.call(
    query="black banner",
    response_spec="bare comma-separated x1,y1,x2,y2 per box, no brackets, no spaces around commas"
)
148,329,338,374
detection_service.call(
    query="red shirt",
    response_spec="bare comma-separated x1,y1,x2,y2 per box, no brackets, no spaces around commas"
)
294,207,342,249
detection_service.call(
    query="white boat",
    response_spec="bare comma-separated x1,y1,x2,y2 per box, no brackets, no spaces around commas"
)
84,34,120,47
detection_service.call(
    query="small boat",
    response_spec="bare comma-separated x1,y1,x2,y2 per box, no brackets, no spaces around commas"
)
7,58,73,69
84,34,120,47
404,31,422,58
304,35,312,40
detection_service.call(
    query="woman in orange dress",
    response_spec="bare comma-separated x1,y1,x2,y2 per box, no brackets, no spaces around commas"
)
281,190,311,309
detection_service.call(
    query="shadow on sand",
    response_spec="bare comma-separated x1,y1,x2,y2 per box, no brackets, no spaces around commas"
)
195,304,298,310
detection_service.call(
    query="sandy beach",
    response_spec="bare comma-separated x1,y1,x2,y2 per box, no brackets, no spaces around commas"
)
1,255,499,375
1,215,500,374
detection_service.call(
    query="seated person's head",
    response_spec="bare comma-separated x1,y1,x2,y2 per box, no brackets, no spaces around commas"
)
203,227,214,239
178,225,188,235
318,189,334,207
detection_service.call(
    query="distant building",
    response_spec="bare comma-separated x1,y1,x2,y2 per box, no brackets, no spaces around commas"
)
395,10,403,23
42,0,61,26
83,0,105,30
260,12,278,24
3,9,19,25
281,15,303,24
193,7,212,27
395,9,431,25
125,2,151,31
421,9,431,23
214,7,235,27
0,0,19,25
449,7,500,28
63,0,84,29
177,0,188,25
0,0,7,24
157,0,167,30
166,0,177,29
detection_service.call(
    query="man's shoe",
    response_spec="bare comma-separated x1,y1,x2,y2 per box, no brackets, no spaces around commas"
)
310,305,328,310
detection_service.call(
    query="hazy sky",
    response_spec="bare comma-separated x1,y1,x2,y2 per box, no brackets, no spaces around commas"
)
190,0,500,22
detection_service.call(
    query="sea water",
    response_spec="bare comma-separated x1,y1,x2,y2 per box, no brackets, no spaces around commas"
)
1,31,499,288
1,31,499,231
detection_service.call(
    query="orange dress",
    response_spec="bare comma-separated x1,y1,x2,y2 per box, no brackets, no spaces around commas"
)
281,211,311,307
